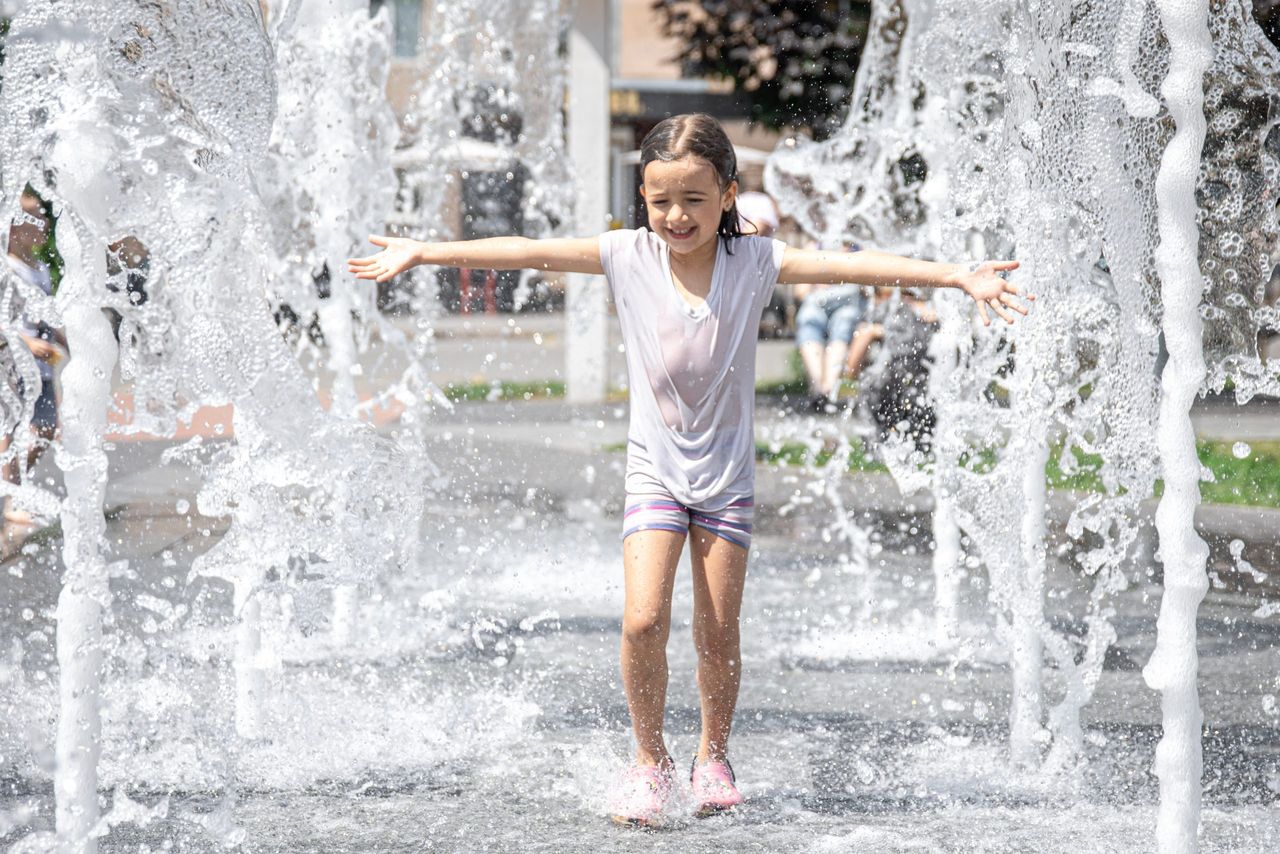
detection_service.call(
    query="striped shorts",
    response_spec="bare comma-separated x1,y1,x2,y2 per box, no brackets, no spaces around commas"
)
621,492,754,551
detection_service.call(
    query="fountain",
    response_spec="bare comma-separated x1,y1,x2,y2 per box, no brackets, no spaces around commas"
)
769,0,1278,845
0,1,1276,851
1,2,421,849
260,0,408,644
393,0,571,258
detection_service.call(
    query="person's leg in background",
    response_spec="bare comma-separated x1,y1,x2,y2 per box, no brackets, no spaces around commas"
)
794,295,829,400
821,302,863,403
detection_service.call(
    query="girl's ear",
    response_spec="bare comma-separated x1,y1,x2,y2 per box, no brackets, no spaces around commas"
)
722,180,738,211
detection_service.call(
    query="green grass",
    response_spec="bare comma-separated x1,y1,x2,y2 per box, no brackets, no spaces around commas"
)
750,436,1280,509
753,439,886,473
1045,444,1106,492
1043,439,1280,508
442,380,566,402
1186,440,1280,508
444,371,835,402
753,377,811,397
486,374,1280,510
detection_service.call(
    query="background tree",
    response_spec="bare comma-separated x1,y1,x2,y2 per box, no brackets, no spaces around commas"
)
654,1,1280,138
651,1,872,138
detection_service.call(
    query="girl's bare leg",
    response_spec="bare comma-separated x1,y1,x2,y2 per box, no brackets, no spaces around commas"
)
621,529,685,766
689,527,749,763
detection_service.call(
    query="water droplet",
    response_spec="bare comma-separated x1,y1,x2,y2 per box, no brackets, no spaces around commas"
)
1232,441,1251,459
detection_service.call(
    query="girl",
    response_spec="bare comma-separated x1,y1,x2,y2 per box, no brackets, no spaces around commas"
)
349,113,1029,827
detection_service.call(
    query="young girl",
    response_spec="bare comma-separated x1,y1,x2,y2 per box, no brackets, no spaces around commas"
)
349,113,1029,827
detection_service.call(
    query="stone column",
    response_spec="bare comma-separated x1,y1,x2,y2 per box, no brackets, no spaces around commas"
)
565,0,611,403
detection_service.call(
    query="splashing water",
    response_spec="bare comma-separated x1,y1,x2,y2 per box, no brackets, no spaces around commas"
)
0,1,1276,851
261,0,401,416
769,0,1278,845
0,3,422,850
397,0,571,243
393,0,572,312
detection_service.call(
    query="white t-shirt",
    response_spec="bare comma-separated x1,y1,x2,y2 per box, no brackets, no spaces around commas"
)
599,228,786,511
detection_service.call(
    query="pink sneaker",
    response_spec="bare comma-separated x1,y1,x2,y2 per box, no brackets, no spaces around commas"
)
608,762,675,827
691,757,743,816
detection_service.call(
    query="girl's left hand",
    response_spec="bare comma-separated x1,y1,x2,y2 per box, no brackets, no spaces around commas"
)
955,260,1034,326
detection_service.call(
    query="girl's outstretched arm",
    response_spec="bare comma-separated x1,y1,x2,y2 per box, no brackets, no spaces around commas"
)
778,247,1033,326
347,235,604,283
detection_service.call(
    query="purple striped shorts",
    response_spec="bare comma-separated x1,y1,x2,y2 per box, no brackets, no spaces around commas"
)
621,491,754,551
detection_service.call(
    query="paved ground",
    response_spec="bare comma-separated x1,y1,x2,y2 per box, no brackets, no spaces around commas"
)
1,314,1277,852
3,395,1278,852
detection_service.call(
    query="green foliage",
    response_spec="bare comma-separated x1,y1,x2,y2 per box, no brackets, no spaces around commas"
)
28,190,64,292
651,3,1279,135
651,1,872,136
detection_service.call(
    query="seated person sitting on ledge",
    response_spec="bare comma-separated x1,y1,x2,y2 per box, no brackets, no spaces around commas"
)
793,242,866,413
846,286,938,450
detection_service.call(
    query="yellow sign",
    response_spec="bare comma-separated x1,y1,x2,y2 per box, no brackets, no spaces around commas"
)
610,89,644,116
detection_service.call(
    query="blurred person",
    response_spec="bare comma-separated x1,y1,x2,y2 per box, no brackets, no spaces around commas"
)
2,192,66,543
792,241,867,413
846,286,938,451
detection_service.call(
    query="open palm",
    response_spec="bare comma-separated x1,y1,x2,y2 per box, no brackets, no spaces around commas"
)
959,260,1034,326
348,235,420,283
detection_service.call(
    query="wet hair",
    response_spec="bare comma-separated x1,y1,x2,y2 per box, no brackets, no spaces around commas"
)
639,113,743,244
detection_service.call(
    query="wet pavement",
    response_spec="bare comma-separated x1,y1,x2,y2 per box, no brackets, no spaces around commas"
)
1,392,1279,851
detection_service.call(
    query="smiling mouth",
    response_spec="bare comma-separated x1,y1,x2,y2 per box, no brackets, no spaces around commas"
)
667,226,695,239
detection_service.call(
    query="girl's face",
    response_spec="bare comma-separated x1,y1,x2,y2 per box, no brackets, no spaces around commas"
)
641,156,737,257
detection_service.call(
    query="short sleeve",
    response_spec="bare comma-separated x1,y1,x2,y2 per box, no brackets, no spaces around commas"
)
769,239,787,283
598,228,644,297
751,237,788,313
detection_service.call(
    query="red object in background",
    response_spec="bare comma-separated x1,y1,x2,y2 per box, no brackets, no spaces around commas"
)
458,268,498,314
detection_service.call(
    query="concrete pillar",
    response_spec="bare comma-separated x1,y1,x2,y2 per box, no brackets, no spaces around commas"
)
566,0,610,403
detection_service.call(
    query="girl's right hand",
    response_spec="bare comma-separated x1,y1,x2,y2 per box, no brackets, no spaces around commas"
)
347,235,423,283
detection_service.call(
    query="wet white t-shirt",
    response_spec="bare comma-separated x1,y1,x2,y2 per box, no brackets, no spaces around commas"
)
599,228,786,511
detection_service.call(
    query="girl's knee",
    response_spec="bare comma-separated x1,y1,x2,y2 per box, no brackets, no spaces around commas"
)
622,611,670,645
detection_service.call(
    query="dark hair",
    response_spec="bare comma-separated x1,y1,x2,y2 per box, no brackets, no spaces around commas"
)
639,113,743,244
